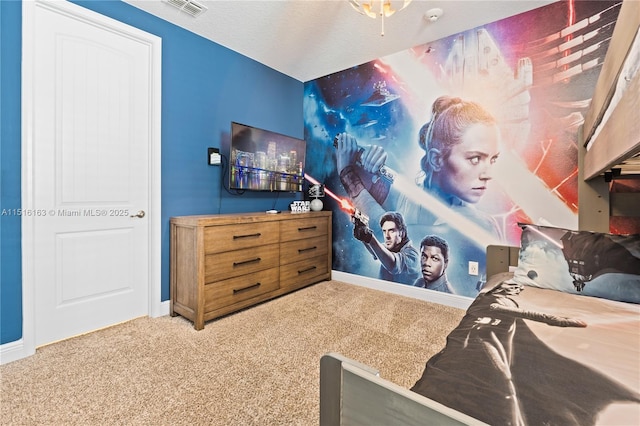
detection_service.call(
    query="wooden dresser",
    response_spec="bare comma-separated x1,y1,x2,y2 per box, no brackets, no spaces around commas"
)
170,211,332,329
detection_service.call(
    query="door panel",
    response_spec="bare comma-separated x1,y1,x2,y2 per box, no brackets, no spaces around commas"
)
30,1,154,346
56,229,134,304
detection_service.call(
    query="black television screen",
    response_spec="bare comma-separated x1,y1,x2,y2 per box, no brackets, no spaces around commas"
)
229,122,306,192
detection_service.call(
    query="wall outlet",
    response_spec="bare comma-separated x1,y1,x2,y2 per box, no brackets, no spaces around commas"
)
468,261,479,276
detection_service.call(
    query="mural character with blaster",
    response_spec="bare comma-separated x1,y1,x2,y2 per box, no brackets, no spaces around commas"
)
350,210,420,286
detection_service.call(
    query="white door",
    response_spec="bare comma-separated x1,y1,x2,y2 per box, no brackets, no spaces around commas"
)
22,0,161,347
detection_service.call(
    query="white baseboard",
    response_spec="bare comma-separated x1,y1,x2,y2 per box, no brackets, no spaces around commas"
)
331,270,473,311
152,300,171,318
0,338,33,365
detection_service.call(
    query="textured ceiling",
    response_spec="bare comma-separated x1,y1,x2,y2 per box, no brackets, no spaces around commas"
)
124,0,555,82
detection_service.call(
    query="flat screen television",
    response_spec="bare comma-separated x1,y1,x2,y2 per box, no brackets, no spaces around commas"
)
229,122,306,192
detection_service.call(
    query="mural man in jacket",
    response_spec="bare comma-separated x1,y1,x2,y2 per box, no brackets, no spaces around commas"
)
352,211,420,286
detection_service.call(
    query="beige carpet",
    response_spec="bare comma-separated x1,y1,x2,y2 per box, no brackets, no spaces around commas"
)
1,280,464,425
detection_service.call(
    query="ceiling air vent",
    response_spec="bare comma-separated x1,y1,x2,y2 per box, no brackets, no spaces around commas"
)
163,0,207,17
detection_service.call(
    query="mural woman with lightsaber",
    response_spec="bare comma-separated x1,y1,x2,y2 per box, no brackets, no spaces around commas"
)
334,96,503,295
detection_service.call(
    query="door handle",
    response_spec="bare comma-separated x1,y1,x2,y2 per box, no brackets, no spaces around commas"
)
130,210,145,218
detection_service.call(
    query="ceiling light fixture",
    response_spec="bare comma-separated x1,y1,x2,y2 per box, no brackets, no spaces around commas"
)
349,0,413,36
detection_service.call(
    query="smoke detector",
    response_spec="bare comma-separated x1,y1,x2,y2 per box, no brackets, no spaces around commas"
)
425,8,443,22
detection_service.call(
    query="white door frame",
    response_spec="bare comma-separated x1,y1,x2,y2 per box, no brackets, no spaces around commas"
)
16,0,163,361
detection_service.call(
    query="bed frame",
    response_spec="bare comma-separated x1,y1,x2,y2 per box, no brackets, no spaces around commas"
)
319,352,488,426
579,0,640,232
582,0,640,180
319,246,519,426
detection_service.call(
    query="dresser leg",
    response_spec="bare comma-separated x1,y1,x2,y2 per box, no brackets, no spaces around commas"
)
194,318,204,330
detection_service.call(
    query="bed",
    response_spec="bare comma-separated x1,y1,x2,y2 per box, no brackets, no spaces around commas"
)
320,224,640,425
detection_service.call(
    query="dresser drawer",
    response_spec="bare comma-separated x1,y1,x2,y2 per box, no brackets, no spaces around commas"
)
280,216,329,242
205,243,280,282
204,267,280,312
204,222,279,254
280,235,328,266
280,254,330,289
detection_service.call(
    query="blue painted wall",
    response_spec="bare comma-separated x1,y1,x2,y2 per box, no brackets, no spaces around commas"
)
0,0,303,345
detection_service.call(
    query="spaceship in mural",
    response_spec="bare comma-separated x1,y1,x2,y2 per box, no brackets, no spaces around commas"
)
361,81,400,106
355,113,378,127
443,29,533,103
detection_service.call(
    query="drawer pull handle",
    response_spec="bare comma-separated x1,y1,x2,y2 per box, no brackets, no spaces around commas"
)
298,266,317,274
298,246,317,253
233,257,261,267
233,233,261,240
298,226,317,232
233,283,261,294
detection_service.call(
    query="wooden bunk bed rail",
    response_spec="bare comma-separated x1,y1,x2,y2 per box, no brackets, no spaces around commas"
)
582,0,640,180
319,352,488,426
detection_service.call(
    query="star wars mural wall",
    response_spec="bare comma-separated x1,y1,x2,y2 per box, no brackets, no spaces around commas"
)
303,1,621,297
